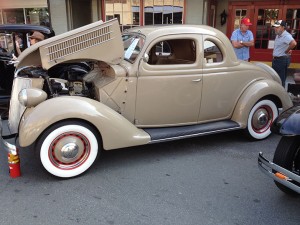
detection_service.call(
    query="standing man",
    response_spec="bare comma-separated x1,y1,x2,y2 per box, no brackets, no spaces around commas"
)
272,20,297,87
231,17,254,61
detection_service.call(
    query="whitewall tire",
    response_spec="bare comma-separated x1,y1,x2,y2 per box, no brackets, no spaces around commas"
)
37,121,100,178
246,99,278,140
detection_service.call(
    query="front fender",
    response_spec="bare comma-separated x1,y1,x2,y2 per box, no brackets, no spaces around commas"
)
231,79,293,128
19,96,150,150
271,105,300,135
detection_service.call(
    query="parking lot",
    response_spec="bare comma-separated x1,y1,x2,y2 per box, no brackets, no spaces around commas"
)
0,130,300,225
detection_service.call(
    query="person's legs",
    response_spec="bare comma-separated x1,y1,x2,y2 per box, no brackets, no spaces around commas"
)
272,58,287,87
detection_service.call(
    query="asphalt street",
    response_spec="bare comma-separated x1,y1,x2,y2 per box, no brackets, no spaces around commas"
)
0,130,300,225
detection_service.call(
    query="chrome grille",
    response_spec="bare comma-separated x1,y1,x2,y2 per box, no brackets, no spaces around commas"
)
8,78,32,134
46,25,111,62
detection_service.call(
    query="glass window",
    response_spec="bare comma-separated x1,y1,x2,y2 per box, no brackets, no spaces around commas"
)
105,0,184,28
286,8,300,50
147,39,196,65
2,9,25,24
0,8,50,26
25,8,50,26
105,0,140,31
234,9,247,30
204,40,223,63
144,0,184,25
255,9,279,49
123,34,145,63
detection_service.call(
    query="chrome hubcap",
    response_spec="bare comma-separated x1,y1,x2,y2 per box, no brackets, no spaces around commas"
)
61,143,79,160
49,133,90,169
252,106,272,133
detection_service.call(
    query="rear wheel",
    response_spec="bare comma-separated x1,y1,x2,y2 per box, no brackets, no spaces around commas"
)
246,99,278,140
273,136,300,196
36,120,100,178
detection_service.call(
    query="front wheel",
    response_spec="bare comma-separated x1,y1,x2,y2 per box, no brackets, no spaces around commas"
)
36,121,100,178
246,99,278,140
273,136,300,196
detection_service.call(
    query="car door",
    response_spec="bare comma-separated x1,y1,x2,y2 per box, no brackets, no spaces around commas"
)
198,35,254,122
135,35,203,127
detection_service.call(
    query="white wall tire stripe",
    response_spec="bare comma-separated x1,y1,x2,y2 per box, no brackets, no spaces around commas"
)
40,124,98,178
247,99,278,140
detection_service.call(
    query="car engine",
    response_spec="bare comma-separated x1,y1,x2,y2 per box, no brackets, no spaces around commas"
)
17,62,95,98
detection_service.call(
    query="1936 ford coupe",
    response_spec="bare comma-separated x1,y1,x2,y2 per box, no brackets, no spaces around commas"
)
0,19,292,178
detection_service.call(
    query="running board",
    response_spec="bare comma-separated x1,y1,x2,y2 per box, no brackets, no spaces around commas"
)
144,120,241,143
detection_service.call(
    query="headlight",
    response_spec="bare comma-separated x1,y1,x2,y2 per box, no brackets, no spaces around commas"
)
18,88,47,107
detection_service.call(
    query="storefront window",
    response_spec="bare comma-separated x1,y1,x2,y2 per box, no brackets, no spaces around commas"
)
2,9,25,24
233,9,247,30
255,9,279,49
25,8,50,26
105,0,184,29
0,8,50,26
105,0,140,31
144,0,184,25
286,8,300,50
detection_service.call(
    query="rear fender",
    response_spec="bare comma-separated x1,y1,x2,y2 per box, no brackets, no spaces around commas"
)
231,79,293,128
252,62,281,84
19,96,150,150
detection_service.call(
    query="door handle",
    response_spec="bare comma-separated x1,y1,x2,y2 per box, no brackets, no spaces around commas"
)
192,78,202,82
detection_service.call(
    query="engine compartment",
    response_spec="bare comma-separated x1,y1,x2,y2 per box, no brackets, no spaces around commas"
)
17,62,97,99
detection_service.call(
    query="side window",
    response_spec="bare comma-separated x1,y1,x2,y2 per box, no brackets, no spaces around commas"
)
204,40,223,63
155,41,171,56
148,39,196,65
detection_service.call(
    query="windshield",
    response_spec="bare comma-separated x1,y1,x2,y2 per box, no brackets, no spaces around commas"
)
0,33,15,53
122,34,145,63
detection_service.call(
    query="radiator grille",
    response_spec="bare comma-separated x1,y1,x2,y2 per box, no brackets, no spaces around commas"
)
46,25,112,62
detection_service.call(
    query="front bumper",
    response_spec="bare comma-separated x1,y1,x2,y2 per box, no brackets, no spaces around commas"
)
0,115,17,155
258,152,300,194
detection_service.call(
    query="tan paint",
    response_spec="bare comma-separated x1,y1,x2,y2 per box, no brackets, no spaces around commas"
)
231,80,293,127
13,21,293,150
19,96,150,150
20,88,47,108
17,19,123,70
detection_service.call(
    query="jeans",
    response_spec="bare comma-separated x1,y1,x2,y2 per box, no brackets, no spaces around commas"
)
272,56,291,87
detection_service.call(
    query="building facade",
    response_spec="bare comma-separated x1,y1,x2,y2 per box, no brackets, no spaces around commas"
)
227,0,300,66
0,0,299,65
0,0,49,25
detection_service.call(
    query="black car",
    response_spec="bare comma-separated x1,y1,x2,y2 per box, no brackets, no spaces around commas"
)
0,24,55,104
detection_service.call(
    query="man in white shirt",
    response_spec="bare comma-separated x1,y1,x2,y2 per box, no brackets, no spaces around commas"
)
272,20,297,87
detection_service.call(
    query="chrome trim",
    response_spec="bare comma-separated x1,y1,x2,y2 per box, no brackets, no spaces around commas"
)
3,138,17,155
148,127,242,144
0,117,17,155
258,152,300,194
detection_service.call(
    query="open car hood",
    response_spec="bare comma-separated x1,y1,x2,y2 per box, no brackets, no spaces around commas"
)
16,18,123,70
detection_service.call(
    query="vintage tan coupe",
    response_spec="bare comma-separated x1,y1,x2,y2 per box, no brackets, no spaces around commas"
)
0,19,292,178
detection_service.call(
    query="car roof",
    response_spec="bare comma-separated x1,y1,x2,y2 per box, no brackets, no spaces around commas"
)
0,24,54,36
123,24,220,38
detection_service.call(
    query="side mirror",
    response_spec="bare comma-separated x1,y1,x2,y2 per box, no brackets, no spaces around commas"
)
143,53,149,62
